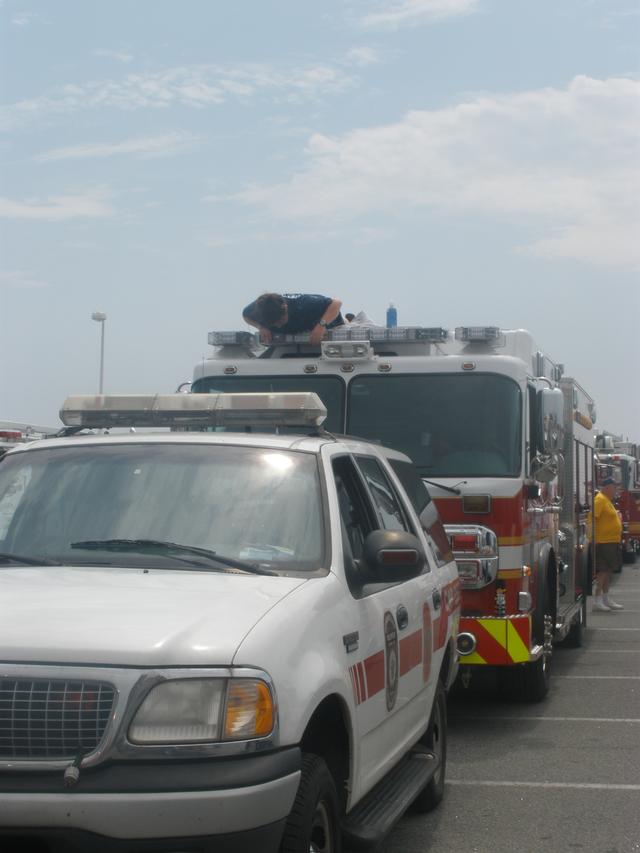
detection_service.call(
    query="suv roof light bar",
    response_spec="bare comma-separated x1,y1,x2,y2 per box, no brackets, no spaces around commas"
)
455,326,502,343
60,393,327,429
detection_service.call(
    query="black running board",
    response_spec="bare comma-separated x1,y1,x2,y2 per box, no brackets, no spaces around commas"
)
341,748,438,849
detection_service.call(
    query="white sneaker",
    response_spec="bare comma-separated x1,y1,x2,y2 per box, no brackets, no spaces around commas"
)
593,600,611,612
604,598,624,610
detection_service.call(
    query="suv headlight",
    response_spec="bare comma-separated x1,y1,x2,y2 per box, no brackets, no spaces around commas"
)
129,678,274,744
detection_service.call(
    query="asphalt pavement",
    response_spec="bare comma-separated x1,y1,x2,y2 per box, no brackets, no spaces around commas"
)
379,567,640,853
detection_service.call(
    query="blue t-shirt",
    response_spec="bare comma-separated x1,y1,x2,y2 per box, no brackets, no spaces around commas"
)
243,293,343,334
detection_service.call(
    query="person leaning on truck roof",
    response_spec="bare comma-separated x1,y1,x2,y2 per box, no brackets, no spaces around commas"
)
592,476,624,612
242,292,344,345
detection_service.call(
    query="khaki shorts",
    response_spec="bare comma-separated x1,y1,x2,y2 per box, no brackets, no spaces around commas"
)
595,542,620,573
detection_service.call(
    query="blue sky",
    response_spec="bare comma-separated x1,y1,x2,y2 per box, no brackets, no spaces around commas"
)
1,0,639,438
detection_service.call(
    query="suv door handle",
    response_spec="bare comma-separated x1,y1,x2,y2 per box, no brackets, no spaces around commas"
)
396,605,409,630
432,589,442,610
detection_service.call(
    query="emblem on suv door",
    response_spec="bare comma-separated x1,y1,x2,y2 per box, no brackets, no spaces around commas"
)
384,611,399,711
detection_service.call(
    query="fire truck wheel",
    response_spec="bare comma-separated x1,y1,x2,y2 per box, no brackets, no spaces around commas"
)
280,754,342,853
517,653,550,703
413,681,447,813
514,567,553,700
532,562,554,647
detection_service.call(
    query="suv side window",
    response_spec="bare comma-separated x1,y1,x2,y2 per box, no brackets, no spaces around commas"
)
388,458,431,516
389,458,452,568
333,456,377,561
355,456,411,532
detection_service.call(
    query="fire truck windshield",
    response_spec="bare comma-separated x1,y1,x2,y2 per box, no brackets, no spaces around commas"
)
191,376,345,433
347,373,522,478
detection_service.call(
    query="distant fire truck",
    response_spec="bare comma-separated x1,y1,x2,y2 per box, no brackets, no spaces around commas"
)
595,433,640,564
191,324,596,701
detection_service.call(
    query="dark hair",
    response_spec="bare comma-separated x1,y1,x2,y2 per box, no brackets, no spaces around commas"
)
345,313,355,322
255,293,287,325
601,477,616,487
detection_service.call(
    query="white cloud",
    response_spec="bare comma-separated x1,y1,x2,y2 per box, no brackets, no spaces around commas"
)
233,76,640,269
93,48,134,64
0,188,115,220
361,0,479,29
36,132,199,162
11,10,47,27
525,218,640,269
0,270,48,288
203,234,236,248
344,46,382,66
1,62,356,130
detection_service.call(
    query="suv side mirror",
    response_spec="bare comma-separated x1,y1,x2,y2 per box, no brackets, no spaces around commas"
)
359,530,425,583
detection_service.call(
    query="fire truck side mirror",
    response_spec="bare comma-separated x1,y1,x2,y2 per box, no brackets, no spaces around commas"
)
537,387,565,455
531,454,558,483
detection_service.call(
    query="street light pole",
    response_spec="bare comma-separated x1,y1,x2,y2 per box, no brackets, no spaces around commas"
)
91,312,107,394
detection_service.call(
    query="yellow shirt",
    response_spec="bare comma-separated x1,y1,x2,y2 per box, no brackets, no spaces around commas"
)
594,491,622,544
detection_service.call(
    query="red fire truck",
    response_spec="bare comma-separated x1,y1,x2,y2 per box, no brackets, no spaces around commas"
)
191,324,596,701
595,433,640,564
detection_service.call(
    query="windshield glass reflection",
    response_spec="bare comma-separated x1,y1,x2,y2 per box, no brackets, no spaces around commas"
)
0,444,324,572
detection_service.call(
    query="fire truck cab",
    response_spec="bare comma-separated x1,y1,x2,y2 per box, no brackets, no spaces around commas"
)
192,324,596,701
595,433,640,564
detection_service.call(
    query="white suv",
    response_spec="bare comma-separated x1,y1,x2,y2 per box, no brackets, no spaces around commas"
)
0,393,460,852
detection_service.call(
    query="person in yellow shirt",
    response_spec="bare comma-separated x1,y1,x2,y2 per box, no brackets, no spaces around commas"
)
593,477,624,611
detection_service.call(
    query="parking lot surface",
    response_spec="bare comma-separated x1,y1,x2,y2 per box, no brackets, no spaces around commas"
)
378,569,640,853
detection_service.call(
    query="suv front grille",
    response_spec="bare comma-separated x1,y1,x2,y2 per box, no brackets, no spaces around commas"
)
0,679,116,760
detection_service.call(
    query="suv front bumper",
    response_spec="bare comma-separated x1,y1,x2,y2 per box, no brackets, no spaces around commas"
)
0,748,301,852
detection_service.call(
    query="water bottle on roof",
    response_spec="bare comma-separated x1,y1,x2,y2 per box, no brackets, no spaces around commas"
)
386,302,397,328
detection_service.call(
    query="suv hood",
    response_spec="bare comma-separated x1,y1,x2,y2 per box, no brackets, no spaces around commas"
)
0,566,306,666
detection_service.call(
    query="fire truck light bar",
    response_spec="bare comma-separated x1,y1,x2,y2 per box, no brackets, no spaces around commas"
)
207,326,450,348
455,326,502,343
328,327,371,342
331,326,448,343
208,331,259,347
60,393,327,429
370,327,448,343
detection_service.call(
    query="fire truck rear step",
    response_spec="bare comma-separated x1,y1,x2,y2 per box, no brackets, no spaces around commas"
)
341,748,438,849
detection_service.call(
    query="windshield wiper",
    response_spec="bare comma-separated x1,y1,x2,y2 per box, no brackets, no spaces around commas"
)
422,479,466,496
69,539,276,575
0,552,61,566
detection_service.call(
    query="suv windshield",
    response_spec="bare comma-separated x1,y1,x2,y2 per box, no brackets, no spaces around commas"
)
348,374,522,478
0,443,324,572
